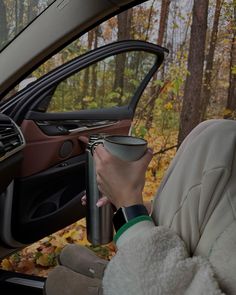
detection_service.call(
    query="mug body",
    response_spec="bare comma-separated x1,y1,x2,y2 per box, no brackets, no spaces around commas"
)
104,135,147,161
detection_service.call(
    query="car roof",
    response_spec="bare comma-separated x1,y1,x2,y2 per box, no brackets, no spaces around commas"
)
0,0,146,100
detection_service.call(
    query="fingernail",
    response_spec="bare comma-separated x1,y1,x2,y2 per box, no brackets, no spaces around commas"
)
96,200,103,207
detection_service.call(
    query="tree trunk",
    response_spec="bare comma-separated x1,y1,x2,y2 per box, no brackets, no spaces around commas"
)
15,1,19,35
177,0,209,146
0,0,8,48
157,0,170,46
27,0,39,22
201,0,222,120
81,30,94,107
145,0,155,41
225,3,236,115
113,10,132,104
92,27,99,101
145,0,171,129
18,0,25,32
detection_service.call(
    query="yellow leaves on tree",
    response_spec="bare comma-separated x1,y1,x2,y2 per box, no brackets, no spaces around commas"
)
141,126,178,203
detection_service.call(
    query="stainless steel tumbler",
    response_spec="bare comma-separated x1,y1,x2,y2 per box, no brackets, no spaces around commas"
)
86,134,114,245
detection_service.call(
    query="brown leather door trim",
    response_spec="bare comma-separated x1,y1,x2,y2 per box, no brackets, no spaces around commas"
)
20,119,132,177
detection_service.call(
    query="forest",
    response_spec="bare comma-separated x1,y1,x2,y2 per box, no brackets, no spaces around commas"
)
0,0,236,276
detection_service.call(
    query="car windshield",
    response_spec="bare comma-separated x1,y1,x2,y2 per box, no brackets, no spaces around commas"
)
0,0,55,52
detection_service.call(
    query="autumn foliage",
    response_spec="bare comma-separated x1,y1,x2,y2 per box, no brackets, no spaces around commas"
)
1,219,116,277
0,0,235,278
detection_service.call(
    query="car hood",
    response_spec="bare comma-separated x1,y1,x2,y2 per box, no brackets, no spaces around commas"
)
0,0,145,100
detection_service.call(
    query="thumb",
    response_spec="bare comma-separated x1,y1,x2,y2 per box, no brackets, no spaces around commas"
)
141,148,153,169
96,196,110,207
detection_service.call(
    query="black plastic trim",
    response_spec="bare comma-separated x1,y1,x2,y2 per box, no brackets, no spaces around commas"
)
27,106,132,121
0,152,23,195
12,154,86,243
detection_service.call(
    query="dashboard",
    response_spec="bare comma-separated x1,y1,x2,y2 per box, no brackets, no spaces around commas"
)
0,114,25,194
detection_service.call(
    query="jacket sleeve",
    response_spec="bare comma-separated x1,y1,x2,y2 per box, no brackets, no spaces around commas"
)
103,221,223,295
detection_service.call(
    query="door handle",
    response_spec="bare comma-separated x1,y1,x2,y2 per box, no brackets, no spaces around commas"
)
69,121,117,134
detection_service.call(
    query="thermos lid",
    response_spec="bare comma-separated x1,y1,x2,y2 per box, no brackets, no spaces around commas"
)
88,134,107,150
89,134,100,142
89,133,107,143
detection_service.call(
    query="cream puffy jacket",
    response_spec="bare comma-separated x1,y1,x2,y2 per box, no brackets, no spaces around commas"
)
104,120,236,295
103,221,223,295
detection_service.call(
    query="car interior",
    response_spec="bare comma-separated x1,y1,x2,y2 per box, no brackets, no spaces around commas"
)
0,0,169,293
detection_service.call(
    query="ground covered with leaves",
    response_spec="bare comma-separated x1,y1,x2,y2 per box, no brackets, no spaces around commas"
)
0,219,116,277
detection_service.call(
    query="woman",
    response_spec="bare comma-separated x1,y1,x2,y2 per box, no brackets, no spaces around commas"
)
46,119,236,294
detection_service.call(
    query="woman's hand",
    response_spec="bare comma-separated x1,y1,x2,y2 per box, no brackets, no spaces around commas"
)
93,145,153,209
81,194,109,207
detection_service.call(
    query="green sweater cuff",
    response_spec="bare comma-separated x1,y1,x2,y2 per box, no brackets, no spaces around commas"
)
114,215,153,243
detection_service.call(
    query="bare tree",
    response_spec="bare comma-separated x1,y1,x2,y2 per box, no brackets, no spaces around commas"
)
145,0,156,41
157,0,170,46
225,2,236,116
15,1,19,34
0,0,8,48
15,0,25,34
145,0,171,128
27,0,39,22
81,30,94,106
201,0,223,120
178,0,209,146
91,27,99,100
113,10,132,103
18,0,25,32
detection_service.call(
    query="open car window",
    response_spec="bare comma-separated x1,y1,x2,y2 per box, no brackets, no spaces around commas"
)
40,50,157,113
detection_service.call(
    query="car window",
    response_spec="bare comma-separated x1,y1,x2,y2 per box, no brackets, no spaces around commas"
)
40,50,156,112
0,0,55,52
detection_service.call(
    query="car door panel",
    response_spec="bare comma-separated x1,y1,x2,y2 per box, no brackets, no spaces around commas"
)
20,118,131,177
10,117,131,243
12,154,86,244
1,40,168,246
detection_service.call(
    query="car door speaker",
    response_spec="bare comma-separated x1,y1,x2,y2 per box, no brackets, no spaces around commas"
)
59,140,73,158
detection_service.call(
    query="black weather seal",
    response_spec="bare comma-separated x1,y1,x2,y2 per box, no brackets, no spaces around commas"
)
9,40,168,124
